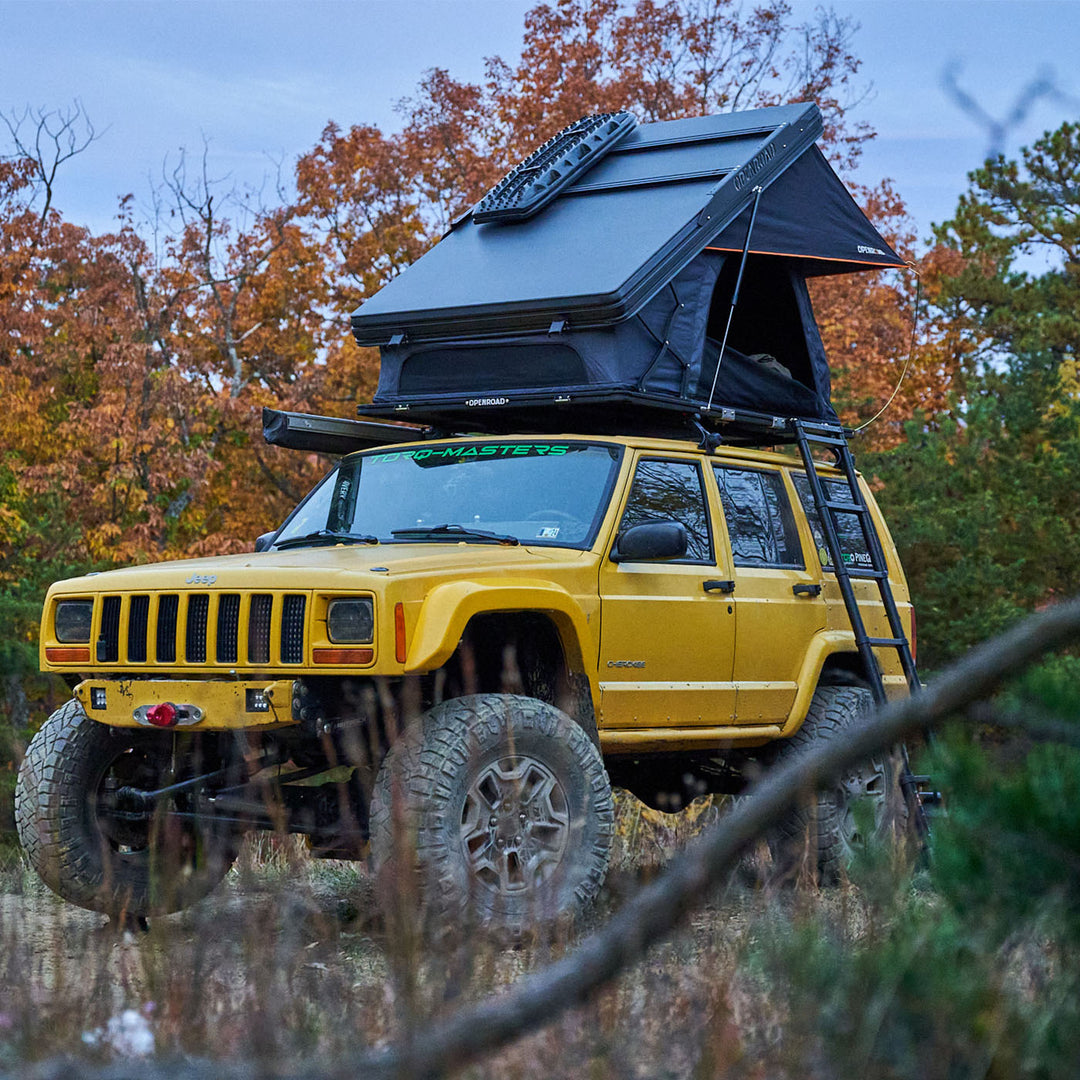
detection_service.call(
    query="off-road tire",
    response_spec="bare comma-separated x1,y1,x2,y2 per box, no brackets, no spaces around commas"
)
15,698,239,917
369,694,614,934
771,685,907,882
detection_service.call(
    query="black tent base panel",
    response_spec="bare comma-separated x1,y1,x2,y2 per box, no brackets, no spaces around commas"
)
358,390,848,447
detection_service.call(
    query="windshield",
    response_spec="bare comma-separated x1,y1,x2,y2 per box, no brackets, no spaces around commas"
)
272,440,622,549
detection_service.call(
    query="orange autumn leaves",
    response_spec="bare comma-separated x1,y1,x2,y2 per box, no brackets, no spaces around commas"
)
1,0,972,578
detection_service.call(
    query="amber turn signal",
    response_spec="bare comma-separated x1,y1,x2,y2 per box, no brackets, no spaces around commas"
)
394,602,407,664
312,647,374,665
45,646,90,663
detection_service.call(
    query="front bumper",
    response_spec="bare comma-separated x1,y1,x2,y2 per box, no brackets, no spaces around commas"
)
75,678,299,731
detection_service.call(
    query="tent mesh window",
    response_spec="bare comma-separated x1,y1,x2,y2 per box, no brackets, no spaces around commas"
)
399,344,588,396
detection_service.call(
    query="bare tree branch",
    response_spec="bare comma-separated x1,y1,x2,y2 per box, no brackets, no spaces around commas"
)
942,62,1079,158
1,101,101,228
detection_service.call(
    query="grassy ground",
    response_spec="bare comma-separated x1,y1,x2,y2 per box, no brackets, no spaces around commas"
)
0,760,1074,1080
0,792,903,1078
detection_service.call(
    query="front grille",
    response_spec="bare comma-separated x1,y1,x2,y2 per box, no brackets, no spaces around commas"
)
97,596,121,663
216,594,240,663
186,595,209,663
127,595,149,663
83,591,310,668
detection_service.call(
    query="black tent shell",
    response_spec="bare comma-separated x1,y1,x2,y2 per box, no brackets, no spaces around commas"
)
350,102,904,433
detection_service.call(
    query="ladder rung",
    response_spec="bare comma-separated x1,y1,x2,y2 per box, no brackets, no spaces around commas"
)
864,636,909,648
801,434,847,448
844,567,889,580
823,499,866,514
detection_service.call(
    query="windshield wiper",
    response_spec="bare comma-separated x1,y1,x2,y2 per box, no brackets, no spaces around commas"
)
274,530,379,550
390,524,520,546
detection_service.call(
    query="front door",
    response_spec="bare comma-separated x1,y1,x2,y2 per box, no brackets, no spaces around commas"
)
598,456,736,728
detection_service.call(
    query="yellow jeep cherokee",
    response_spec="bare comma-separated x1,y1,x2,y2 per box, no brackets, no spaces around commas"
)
18,102,923,928
18,428,913,926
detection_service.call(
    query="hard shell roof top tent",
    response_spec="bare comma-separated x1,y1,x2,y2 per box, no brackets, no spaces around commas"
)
346,102,904,441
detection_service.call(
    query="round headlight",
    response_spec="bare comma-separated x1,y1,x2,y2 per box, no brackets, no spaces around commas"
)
327,598,374,644
55,600,93,644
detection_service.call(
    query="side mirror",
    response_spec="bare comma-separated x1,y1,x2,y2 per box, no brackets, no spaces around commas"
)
611,521,688,562
254,532,276,553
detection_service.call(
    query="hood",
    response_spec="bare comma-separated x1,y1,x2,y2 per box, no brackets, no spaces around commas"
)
49,543,595,595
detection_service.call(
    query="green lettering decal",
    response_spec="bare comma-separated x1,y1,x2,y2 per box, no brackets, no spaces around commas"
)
479,445,497,456
439,447,463,458
512,445,531,455
461,446,479,457
414,449,432,460
549,445,569,455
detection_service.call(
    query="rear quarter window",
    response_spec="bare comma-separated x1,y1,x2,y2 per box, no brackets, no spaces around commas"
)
790,473,872,570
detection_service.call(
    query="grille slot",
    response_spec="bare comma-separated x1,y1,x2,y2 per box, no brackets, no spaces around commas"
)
281,595,306,663
97,596,121,663
127,595,149,663
216,594,241,663
186,595,209,663
157,595,178,662
248,594,273,664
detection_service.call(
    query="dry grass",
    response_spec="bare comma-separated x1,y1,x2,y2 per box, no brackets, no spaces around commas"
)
0,791,907,1079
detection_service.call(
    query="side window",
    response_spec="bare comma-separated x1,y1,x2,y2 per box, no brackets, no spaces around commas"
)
791,473,872,570
619,459,712,562
714,467,804,569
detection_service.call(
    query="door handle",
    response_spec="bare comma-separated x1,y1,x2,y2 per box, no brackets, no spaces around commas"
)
703,579,735,594
793,583,822,597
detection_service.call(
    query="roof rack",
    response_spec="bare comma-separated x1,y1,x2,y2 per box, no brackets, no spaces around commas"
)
357,390,851,447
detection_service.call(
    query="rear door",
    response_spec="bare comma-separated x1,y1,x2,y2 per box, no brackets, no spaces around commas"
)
598,454,736,728
712,464,825,723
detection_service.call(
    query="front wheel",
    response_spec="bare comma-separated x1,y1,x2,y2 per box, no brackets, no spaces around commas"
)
15,699,239,917
369,694,614,934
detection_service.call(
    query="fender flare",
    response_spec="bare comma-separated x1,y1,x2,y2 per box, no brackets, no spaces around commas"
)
404,579,593,675
780,630,860,736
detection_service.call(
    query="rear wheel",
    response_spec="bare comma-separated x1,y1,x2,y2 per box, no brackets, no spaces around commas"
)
771,685,908,881
369,694,613,934
16,699,239,917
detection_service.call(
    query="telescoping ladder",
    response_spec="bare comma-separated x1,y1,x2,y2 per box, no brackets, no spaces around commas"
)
789,418,919,701
789,418,935,830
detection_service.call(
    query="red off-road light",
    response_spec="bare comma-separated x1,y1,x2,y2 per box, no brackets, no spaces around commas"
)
145,702,178,728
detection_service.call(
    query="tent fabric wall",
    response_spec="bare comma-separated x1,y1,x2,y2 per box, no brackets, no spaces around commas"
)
373,250,838,422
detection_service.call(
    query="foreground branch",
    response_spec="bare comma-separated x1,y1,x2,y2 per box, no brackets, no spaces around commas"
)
19,597,1080,1080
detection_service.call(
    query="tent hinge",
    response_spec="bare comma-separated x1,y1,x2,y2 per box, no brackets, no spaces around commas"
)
387,332,407,348
548,320,567,335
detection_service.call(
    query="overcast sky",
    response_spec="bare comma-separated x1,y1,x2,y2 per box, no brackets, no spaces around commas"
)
1,0,1077,247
